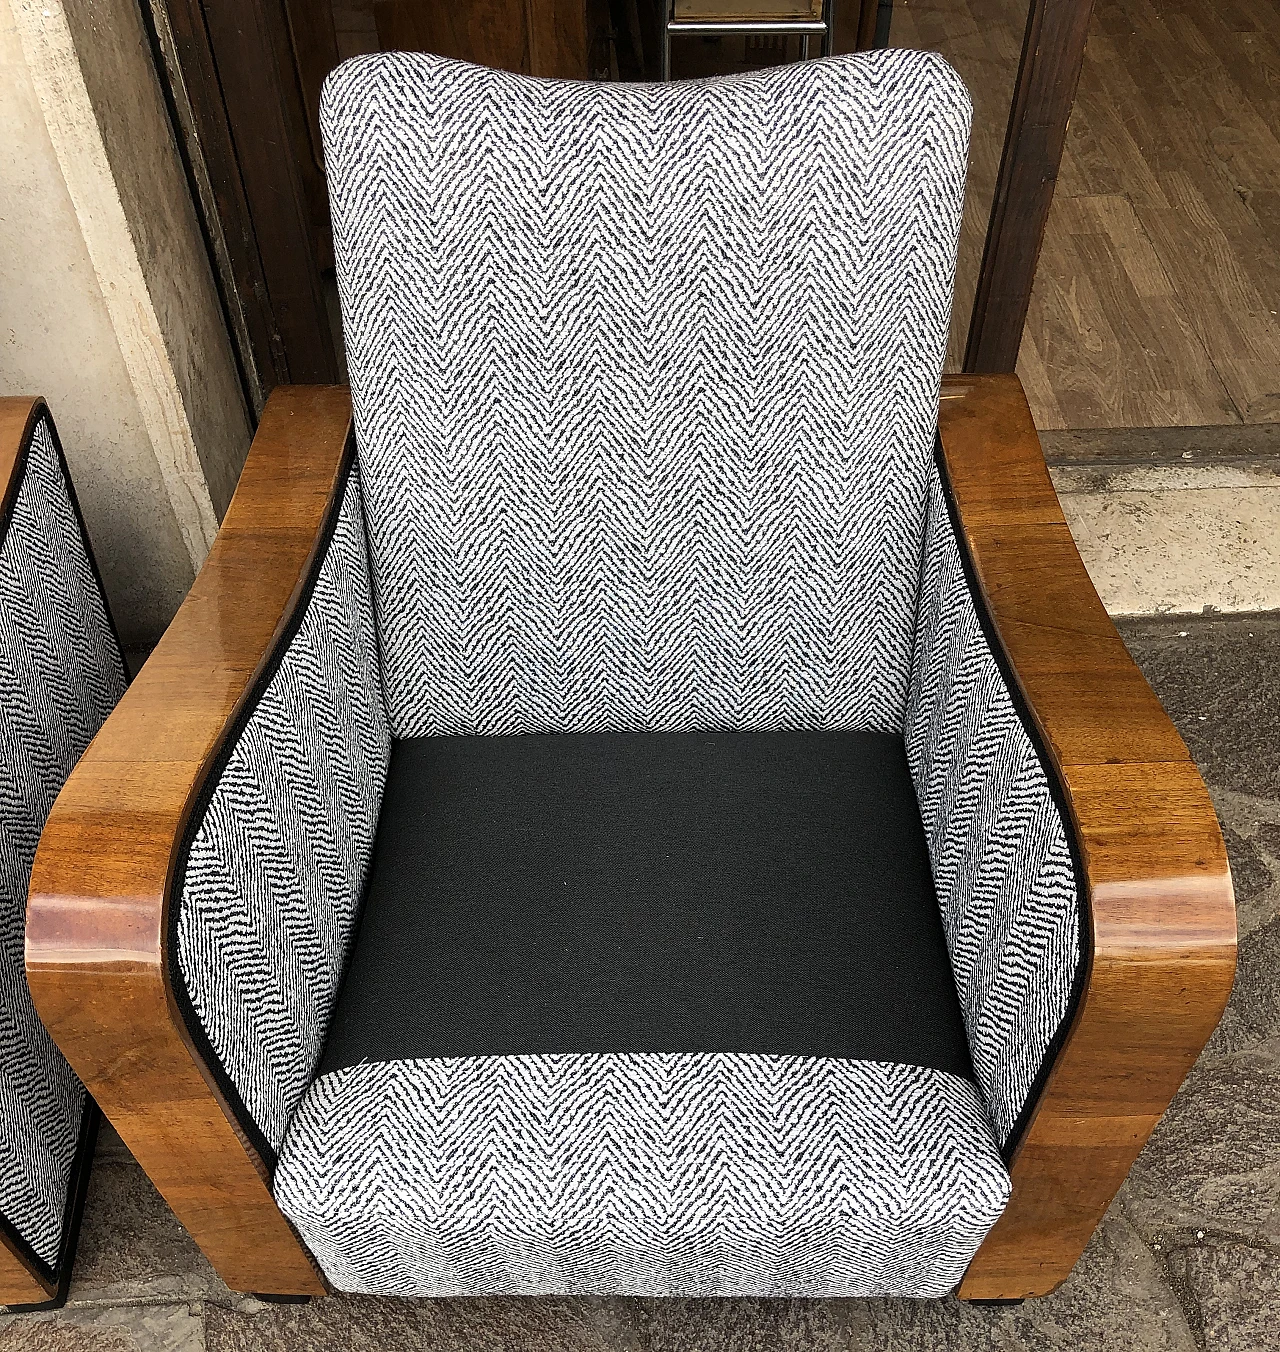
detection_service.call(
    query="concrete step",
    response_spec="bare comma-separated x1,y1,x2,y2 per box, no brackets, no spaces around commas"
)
1040,425,1280,617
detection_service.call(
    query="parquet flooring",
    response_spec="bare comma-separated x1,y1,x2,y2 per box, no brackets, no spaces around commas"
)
896,0,1280,428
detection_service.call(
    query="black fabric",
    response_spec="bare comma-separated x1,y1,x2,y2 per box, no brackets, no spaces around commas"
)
320,730,974,1078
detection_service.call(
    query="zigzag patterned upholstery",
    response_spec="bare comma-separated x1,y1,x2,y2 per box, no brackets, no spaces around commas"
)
275,1055,1010,1298
323,48,969,738
0,413,125,1284
172,464,389,1160
168,49,1085,1298
904,460,1083,1147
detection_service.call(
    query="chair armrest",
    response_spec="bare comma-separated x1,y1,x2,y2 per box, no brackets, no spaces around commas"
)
0,397,42,518
25,386,356,1297
941,374,1237,1299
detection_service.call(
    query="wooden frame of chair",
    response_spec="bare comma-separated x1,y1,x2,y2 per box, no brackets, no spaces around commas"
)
24,376,1235,1300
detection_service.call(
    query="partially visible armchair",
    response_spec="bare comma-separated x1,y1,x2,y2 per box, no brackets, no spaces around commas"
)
0,398,126,1308
27,51,1235,1301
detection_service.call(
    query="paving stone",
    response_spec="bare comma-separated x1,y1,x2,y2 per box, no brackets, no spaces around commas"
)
1208,788,1280,940
65,1142,230,1307
1222,825,1276,932
1118,614,1280,799
0,1304,203,1351
204,1293,622,1352
852,1213,1195,1350
618,1296,864,1351
1123,1050,1280,1236
1165,1239,1280,1352
1207,915,1280,1058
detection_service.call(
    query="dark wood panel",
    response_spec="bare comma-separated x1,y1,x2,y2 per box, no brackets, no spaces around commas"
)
943,374,1237,1298
964,0,1095,373
375,0,529,71
25,387,355,1296
375,0,609,76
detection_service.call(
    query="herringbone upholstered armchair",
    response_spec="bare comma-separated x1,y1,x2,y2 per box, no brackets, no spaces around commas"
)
28,51,1235,1303
0,399,126,1308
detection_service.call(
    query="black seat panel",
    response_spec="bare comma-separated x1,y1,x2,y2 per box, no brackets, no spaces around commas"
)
320,729,973,1078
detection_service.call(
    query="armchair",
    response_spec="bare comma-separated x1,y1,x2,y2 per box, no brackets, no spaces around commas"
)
0,398,127,1308
27,51,1234,1301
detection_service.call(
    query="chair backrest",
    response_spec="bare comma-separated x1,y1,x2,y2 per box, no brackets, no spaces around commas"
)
322,49,970,738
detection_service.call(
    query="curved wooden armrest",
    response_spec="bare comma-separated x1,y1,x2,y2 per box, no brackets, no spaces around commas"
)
1,397,53,534
943,374,1237,1299
25,386,354,1297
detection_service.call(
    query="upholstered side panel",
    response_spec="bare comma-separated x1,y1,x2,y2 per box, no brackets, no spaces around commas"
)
173,468,390,1158
0,417,125,1268
321,49,970,738
904,458,1083,1147
275,1054,1010,1297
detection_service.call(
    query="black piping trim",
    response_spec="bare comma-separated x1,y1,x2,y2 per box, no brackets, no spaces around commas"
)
1,1098,100,1310
932,438,1092,1165
165,444,357,1176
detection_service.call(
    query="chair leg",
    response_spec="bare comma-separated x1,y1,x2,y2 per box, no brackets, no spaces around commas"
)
661,0,672,79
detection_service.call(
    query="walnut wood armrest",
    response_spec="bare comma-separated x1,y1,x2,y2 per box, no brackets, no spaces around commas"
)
25,386,354,1297
943,374,1237,1300
0,398,44,522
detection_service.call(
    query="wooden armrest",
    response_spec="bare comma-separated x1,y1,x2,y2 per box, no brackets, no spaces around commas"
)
1,397,42,516
942,374,1237,1299
25,386,353,1297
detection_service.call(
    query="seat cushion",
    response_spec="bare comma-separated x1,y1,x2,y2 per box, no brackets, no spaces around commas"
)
275,730,1010,1296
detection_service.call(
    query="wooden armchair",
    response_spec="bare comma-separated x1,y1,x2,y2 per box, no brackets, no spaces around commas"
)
0,399,127,1309
27,51,1234,1301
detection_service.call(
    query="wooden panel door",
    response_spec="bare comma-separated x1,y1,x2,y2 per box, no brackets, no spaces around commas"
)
374,0,612,78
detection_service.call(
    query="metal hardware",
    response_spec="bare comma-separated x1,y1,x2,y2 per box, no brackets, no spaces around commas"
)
661,0,835,81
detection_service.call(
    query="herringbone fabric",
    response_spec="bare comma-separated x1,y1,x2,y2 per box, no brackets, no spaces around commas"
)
174,468,390,1156
904,460,1082,1146
274,1053,1010,1297
0,416,125,1266
321,49,970,737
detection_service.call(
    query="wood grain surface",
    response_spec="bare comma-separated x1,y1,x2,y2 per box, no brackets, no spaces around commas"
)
24,387,355,1297
374,0,607,76
943,374,1237,1298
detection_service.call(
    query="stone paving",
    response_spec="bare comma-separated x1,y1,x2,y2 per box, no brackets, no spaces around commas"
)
1,611,1276,1350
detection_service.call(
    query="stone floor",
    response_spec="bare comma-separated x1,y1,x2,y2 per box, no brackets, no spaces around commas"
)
2,611,1276,1350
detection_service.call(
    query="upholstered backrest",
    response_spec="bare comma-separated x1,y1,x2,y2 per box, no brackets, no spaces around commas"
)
0,410,125,1272
322,50,970,738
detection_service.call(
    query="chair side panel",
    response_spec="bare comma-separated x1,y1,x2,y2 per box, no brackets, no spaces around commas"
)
0,415,125,1272
904,453,1084,1148
170,463,390,1161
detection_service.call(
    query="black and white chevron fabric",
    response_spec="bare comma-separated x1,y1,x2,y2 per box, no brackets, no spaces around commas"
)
174,468,390,1157
274,1053,1010,1297
904,461,1082,1146
321,49,971,738
0,416,125,1267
